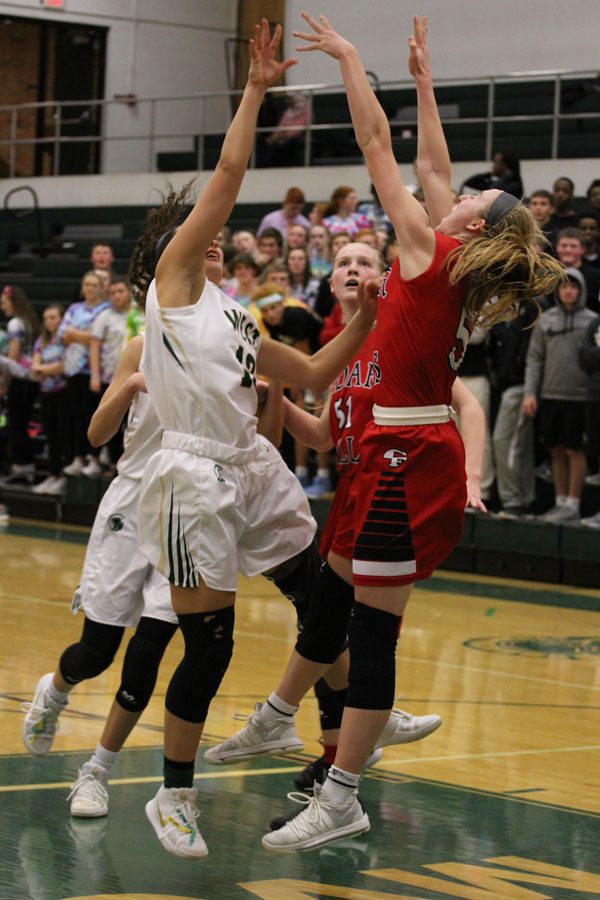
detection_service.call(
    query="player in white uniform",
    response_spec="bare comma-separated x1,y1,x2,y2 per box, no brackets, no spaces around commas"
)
23,306,309,825
22,336,179,818
133,21,377,859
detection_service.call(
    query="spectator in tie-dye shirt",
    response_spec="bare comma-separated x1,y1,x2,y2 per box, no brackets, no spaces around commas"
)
89,276,134,468
58,271,110,478
31,305,69,495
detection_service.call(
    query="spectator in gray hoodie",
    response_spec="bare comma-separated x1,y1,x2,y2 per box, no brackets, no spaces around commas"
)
522,268,596,522
578,312,600,527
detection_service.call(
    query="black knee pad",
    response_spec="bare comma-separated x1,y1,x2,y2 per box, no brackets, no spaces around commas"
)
294,562,355,665
116,617,178,712
266,539,320,627
346,602,400,710
59,618,124,685
165,607,234,724
314,678,347,731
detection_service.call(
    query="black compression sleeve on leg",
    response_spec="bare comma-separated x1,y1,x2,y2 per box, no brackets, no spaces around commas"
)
165,607,234,724
265,538,321,627
267,539,354,663
346,602,400,710
116,617,178,712
294,562,354,664
314,678,347,731
59,617,124,685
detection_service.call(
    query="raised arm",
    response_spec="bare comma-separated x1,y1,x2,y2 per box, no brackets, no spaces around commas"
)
294,13,433,276
408,16,454,227
157,20,296,307
88,336,144,447
257,278,378,393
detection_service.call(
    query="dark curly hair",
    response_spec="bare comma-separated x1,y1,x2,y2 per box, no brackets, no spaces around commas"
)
2,285,40,339
128,179,196,308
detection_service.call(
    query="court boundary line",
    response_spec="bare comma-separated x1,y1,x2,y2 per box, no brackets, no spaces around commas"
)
2,748,599,821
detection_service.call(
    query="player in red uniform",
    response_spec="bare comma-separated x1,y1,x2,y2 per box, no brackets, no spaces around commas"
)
204,242,485,824
263,13,563,852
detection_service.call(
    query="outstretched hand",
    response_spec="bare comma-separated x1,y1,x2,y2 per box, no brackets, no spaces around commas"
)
293,11,355,59
408,15,431,82
357,276,381,324
248,19,297,88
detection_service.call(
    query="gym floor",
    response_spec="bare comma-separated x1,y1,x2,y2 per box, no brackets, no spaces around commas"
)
1,519,599,899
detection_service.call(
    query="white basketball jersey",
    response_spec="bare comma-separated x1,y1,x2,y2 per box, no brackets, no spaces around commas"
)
117,388,162,480
143,278,260,449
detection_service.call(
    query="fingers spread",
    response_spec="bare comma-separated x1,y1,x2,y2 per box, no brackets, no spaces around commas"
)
301,11,322,32
269,22,282,50
293,30,319,41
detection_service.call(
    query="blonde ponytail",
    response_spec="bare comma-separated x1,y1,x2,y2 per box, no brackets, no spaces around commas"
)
447,205,564,328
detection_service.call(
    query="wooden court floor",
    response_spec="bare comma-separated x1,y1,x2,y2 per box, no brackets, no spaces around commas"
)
1,518,600,899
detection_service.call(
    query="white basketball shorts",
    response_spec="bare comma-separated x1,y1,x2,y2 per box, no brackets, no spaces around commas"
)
75,474,177,627
138,433,316,592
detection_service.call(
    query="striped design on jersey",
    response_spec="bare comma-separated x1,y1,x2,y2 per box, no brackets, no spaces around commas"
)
160,310,192,373
159,476,198,588
353,470,416,577
162,332,185,370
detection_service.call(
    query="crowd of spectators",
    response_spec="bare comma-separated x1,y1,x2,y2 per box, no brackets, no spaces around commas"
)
1,176,600,529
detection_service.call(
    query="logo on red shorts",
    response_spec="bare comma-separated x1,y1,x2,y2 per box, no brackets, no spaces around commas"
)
383,448,408,467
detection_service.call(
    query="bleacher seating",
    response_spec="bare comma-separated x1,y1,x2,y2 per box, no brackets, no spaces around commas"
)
151,75,600,172
0,203,276,316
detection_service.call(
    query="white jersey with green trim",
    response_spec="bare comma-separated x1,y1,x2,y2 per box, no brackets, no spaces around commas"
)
116,388,162,481
142,278,260,449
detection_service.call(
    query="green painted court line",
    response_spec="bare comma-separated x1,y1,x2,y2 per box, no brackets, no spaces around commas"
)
2,520,90,544
5,518,600,610
504,788,545,794
418,574,600,612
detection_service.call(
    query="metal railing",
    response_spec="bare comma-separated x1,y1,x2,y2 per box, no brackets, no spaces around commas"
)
0,70,599,177
3,185,46,256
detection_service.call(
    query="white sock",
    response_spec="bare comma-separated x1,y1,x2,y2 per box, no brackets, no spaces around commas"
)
317,468,330,480
322,766,360,804
47,680,70,705
295,466,308,478
89,743,118,772
556,495,568,506
565,496,580,511
263,692,297,718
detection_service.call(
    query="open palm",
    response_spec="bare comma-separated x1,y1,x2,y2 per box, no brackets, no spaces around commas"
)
248,19,297,88
293,11,355,60
408,16,431,81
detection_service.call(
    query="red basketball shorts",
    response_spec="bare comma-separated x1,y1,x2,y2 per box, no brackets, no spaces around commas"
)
319,470,357,561
352,421,466,586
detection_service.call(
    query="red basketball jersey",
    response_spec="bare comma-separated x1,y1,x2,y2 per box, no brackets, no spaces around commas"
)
319,329,380,560
328,328,380,476
373,231,467,408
